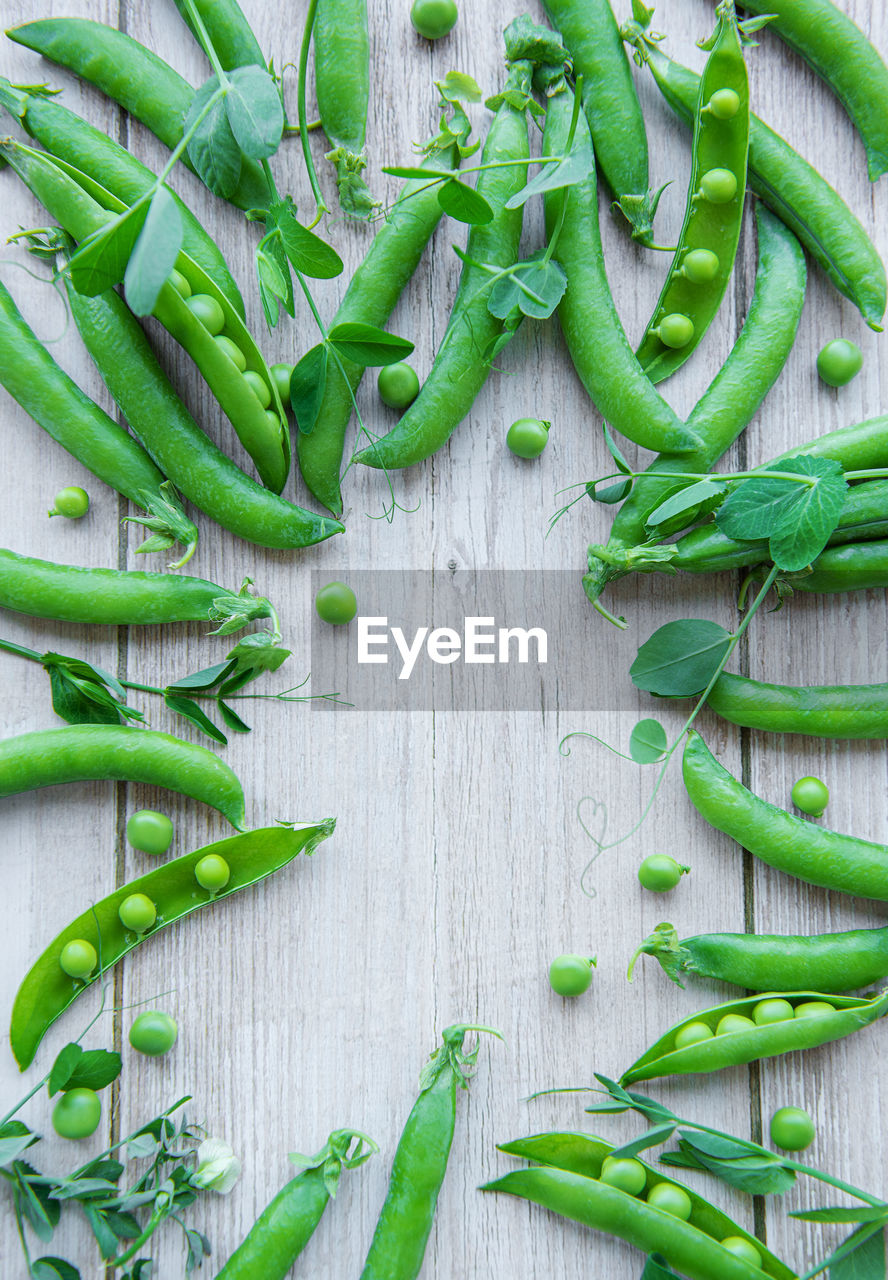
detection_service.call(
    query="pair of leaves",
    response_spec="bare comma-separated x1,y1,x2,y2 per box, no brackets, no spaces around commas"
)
255,196,343,329
504,129,594,210
382,164,494,226
185,67,283,198
661,1132,796,1196
290,324,415,435
42,652,144,727
48,1044,121,1097
486,250,567,323
715,455,849,572
644,478,728,534
630,619,733,697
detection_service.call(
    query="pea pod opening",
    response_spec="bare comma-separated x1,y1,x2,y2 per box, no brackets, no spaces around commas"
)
0,725,246,829
10,821,334,1069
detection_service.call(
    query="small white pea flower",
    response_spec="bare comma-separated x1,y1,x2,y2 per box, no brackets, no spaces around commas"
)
192,1138,242,1194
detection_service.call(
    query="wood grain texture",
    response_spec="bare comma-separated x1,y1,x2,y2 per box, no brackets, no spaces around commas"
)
0,0,886,1275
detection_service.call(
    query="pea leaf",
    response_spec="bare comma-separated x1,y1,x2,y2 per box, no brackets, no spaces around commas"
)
0,1127,38,1168
327,322,415,367
166,661,233,692
84,1204,120,1259
225,66,284,160
677,1130,759,1161
383,165,449,181
644,479,728,532
640,1256,681,1280
65,1050,122,1092
163,694,228,746
65,202,148,296
592,477,633,504
606,1122,677,1160
217,700,251,733
256,235,292,328
289,343,328,435
31,1260,81,1280
437,177,494,225
438,70,483,103
630,619,733,697
46,666,121,725
672,1140,796,1196
793,1207,888,1225
488,253,567,322
629,718,668,763
124,186,183,317
185,78,241,198
505,131,594,209
48,1043,83,1096
273,200,343,279
825,1224,887,1280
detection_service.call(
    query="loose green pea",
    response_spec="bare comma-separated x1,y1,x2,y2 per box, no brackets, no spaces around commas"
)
59,939,97,980
186,293,225,335
673,1021,715,1050
195,854,230,892
638,854,688,892
817,339,863,388
315,581,358,625
548,954,595,997
656,314,695,349
721,1236,762,1267
48,486,90,519
791,775,829,817
600,1156,647,1195
53,1087,101,1139
770,1106,815,1152
242,369,272,408
118,893,157,934
707,88,741,120
716,1013,756,1036
126,810,174,856
270,363,294,404
698,168,738,204
646,1182,692,1220
214,335,247,371
378,362,421,409
681,249,720,284
507,418,550,459
168,268,192,299
794,1000,835,1020
129,1010,178,1057
753,998,795,1026
410,0,458,39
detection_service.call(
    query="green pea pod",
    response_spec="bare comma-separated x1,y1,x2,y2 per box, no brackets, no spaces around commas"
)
0,140,290,492
541,0,662,246
216,1129,376,1278
683,729,888,899
0,77,244,315
620,989,888,1085
488,1132,794,1280
360,1024,500,1279
0,725,246,828
540,69,703,455
786,538,888,593
635,1,749,383
623,16,887,330
704,672,888,739
0,277,199,568
632,920,888,994
66,279,343,549
297,143,459,513
10,821,334,1069
172,0,266,70
0,547,275,632
315,0,375,219
733,0,888,183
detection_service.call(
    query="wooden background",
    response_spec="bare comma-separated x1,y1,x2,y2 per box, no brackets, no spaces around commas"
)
1,0,887,1275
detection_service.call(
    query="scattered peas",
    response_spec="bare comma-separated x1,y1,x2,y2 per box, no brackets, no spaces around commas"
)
794,1000,836,1020
817,338,863,387
242,369,272,408
59,939,97,980
707,88,741,120
791,775,830,817
53,1087,102,1140
506,418,550,459
680,248,720,284
715,1013,756,1036
753,998,795,1026
646,1182,692,1220
698,167,738,204
673,1021,715,1050
600,1156,647,1196
48,486,90,519
186,293,225,335
195,853,231,892
770,1106,815,1152
126,810,174,856
214,335,247,371
167,268,192,299
410,0,458,40
129,1010,178,1057
118,893,157,934
637,854,689,892
721,1236,762,1267
315,581,358,625
270,362,294,404
548,954,595,997
656,313,695,349
378,362,421,409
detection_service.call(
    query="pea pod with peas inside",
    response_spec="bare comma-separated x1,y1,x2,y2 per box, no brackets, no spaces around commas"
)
10,821,334,1069
0,276,199,568
619,989,888,1085
702,672,888,739
484,1132,794,1280
635,0,750,384
683,729,888,899
0,139,290,492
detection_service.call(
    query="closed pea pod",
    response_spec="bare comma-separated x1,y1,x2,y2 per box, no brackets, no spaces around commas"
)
703,672,888,739
619,989,888,1085
216,1129,376,1279
315,0,376,218
786,538,888,593
10,822,334,1069
635,0,749,383
0,725,247,829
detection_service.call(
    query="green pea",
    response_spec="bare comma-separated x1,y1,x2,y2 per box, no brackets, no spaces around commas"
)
656,314,695,349
48,486,90,519
637,854,688,892
707,88,741,120
186,293,225,335
118,893,157,934
646,1182,692,1219
53,1087,102,1140
600,1156,647,1195
770,1106,815,1152
794,1000,835,1020
753,998,795,1026
548,954,595,997
264,408,284,439
791,775,829,817
378,362,421,409
195,854,231,892
214,335,247,371
673,1021,715,1050
126,810,174,856
129,1010,178,1057
716,1013,756,1036
242,369,272,408
59,939,97,980
681,248,720,284
270,363,294,404
698,168,738,204
410,0,458,40
506,417,551,459
315,581,358,625
167,268,192,299
721,1236,762,1267
817,339,864,388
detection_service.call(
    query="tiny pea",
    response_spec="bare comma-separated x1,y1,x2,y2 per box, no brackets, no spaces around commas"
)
680,249,720,283
214,335,247,371
127,810,174,856
507,418,550,459
673,1021,713,1050
655,314,695,349
315,581,358,625
721,1237,762,1267
186,293,225,335
638,853,688,892
791,775,829,817
129,1010,178,1057
770,1106,815,1152
118,893,157,934
410,0,458,39
753,998,795,1025
195,854,231,893
716,1013,755,1036
817,338,863,387
270,363,294,405
377,362,420,410
697,167,738,204
548,954,595,997
646,1182,692,1220
705,88,741,120
53,1087,102,1140
600,1156,647,1195
59,939,97,979
48,486,89,519
794,1000,836,1019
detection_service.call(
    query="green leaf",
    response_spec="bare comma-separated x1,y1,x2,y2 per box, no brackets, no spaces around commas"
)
289,343,328,435
83,1204,120,1260
678,1130,759,1161
65,1049,121,1091
488,252,567,321
630,619,733,697
225,66,284,160
0,1128,38,1168
592,477,633,504
166,661,234,692
163,694,228,745
217,700,251,733
274,200,343,279
31,1261,80,1280
185,78,241,198
327,322,414,367
676,1140,797,1196
505,132,594,209
66,202,148,296
793,1207,888,1226
629,718,668,763
124,186,184,317
438,70,483,103
607,1122,677,1160
645,479,728,531
126,1133,160,1161
437,177,494,225
828,1225,887,1280
641,1256,681,1280
48,1043,83,1096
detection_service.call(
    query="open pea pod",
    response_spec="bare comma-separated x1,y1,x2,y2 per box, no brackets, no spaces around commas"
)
0,140,290,493
620,989,888,1085
491,1132,794,1280
10,821,334,1070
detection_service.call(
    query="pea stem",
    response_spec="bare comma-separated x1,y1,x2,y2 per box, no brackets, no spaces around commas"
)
296,0,329,228
109,1197,170,1266
542,74,583,267
179,0,230,85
